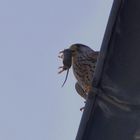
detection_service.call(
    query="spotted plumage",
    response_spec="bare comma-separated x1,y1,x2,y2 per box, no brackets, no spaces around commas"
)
58,43,99,100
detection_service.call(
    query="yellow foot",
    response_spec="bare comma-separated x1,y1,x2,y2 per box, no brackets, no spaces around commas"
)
80,106,85,111
80,101,86,111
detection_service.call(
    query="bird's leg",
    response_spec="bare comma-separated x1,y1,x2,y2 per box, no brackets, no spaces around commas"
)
80,101,88,111
79,85,94,111
75,82,88,111
80,106,85,111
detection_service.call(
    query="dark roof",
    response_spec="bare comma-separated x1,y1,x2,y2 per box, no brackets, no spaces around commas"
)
76,0,140,140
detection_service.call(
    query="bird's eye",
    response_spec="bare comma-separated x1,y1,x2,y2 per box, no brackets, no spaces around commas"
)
72,50,75,53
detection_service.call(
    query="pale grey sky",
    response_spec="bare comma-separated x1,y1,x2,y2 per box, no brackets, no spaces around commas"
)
0,0,113,140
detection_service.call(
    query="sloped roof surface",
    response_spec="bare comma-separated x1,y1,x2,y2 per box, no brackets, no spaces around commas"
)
76,0,140,140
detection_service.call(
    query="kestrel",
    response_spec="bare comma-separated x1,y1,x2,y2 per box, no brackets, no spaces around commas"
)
58,44,99,100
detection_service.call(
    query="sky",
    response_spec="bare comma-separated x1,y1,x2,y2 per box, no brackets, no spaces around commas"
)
0,0,113,140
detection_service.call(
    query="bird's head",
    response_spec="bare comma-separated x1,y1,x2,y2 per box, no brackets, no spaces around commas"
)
69,44,79,56
69,43,92,56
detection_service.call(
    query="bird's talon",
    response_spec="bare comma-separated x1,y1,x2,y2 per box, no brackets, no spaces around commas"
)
80,106,85,111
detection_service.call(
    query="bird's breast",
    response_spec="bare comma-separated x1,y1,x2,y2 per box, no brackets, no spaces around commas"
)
72,56,96,89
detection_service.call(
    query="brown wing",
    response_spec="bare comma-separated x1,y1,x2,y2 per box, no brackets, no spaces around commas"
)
87,51,99,63
75,82,87,100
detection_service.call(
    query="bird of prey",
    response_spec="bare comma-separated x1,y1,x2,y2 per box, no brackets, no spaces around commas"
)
58,44,99,100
